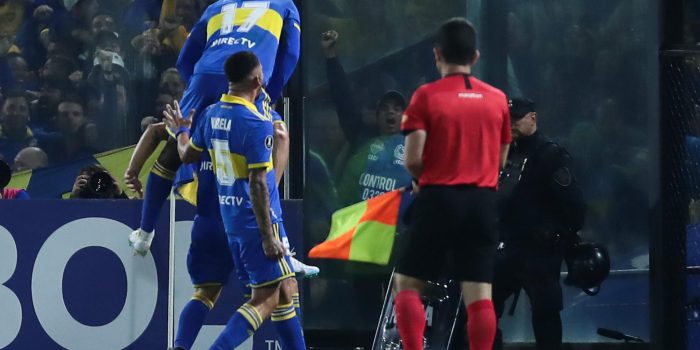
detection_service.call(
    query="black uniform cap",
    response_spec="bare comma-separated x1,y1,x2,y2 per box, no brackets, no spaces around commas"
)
509,97,535,120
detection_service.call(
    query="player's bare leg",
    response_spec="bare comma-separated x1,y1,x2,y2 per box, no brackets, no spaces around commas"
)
130,138,182,256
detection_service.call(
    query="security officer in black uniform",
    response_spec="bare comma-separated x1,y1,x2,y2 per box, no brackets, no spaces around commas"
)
493,98,586,350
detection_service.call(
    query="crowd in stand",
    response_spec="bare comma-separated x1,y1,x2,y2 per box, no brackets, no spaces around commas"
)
0,0,211,170
303,0,654,266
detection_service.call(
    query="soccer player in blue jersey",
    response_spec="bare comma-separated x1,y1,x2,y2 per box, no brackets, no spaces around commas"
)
128,0,301,255
166,51,306,350
126,112,310,350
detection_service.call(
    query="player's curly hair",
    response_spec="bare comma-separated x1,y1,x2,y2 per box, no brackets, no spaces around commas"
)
224,51,260,86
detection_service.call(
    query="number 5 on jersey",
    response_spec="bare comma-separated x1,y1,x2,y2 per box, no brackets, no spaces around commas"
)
212,139,236,186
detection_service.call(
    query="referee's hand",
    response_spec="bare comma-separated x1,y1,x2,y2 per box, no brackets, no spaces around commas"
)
411,179,420,194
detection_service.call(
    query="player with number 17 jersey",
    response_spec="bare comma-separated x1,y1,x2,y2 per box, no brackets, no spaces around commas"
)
177,0,300,112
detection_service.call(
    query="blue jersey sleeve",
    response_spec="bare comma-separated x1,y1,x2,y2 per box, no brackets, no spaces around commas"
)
242,119,274,169
176,9,209,83
270,109,283,123
265,1,301,103
189,106,211,151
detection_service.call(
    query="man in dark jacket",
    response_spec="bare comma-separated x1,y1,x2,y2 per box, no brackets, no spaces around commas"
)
494,98,586,350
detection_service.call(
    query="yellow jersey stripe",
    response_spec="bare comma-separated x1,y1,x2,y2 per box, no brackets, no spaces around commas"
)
206,9,284,41
189,139,204,152
249,272,294,288
177,176,198,206
293,22,301,32
191,295,215,309
220,94,267,121
249,162,272,169
237,308,260,330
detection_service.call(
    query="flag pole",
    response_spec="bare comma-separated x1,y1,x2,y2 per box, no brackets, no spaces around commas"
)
167,188,176,348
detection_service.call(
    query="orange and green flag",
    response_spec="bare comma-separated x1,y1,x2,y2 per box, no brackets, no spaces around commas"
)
309,190,403,265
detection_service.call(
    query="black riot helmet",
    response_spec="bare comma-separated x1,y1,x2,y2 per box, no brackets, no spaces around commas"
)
564,242,610,296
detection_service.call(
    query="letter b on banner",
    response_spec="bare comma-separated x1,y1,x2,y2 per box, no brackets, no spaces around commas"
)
0,225,22,348
32,218,158,350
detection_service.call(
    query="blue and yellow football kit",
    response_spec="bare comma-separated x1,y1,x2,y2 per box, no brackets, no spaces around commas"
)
173,0,300,138
181,107,249,288
190,94,293,288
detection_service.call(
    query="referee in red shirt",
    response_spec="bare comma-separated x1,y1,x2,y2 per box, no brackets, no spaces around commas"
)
393,18,511,350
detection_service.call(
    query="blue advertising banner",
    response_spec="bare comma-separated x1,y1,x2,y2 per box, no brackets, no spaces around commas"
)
0,199,303,350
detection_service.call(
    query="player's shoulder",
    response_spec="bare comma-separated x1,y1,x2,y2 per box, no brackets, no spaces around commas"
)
409,83,432,99
269,0,299,18
237,105,272,126
202,0,228,16
469,76,507,99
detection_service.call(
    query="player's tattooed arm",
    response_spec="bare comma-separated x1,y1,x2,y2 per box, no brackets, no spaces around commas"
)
272,122,289,186
125,122,169,195
163,100,200,163
249,168,284,259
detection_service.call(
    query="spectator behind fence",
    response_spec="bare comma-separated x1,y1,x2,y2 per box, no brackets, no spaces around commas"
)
91,11,116,36
87,48,128,149
140,90,173,131
321,30,411,205
6,53,40,92
0,0,26,39
0,159,29,199
41,95,97,163
39,54,79,81
31,78,72,130
159,67,184,100
0,90,37,165
13,0,69,70
70,163,127,199
12,146,48,172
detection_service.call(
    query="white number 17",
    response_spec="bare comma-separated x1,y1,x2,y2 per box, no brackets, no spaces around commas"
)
220,1,270,35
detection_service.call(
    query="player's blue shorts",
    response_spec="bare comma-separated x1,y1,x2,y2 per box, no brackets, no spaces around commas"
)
188,214,245,286
228,222,294,288
229,240,253,297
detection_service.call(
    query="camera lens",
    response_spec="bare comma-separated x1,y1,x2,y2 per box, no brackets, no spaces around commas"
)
88,171,113,196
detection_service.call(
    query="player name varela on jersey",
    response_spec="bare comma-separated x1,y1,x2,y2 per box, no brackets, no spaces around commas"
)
212,117,232,132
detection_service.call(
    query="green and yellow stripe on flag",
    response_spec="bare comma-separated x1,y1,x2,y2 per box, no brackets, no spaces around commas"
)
309,190,402,266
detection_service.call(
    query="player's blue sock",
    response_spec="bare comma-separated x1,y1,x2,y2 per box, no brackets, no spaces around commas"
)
140,164,175,232
174,298,212,350
210,303,262,350
271,303,306,350
292,292,302,320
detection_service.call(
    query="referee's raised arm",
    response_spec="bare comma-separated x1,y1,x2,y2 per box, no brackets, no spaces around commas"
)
392,18,511,350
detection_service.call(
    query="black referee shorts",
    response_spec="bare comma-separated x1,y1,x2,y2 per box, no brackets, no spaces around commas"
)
395,185,498,283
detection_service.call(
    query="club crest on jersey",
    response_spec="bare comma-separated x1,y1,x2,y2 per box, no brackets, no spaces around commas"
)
265,135,273,150
394,144,405,161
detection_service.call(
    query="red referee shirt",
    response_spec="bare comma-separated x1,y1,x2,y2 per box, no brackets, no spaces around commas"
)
401,74,511,188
